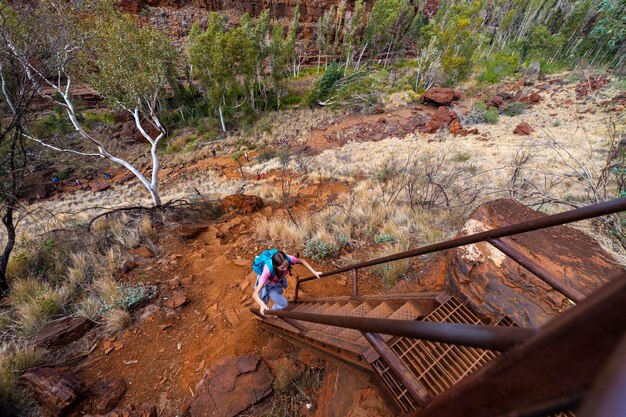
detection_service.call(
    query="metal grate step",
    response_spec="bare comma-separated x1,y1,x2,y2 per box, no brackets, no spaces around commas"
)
370,297,514,413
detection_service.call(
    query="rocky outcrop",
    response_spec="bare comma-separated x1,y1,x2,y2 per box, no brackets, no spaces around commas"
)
80,379,128,415
221,194,264,215
422,87,461,106
190,353,273,417
19,367,87,416
421,106,469,136
445,199,624,327
314,365,369,417
513,122,534,135
31,316,92,347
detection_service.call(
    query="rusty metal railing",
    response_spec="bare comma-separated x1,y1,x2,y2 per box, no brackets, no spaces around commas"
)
295,197,626,303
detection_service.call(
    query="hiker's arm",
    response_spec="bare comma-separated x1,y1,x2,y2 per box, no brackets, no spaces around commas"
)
298,259,322,279
252,284,270,316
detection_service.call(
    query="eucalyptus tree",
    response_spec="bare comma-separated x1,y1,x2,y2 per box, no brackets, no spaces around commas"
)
1,1,177,207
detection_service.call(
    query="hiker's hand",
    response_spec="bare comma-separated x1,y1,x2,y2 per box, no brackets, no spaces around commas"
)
260,305,269,316
314,271,322,279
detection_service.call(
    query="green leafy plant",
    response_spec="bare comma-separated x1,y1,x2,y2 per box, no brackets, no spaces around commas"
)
502,102,527,116
303,238,339,260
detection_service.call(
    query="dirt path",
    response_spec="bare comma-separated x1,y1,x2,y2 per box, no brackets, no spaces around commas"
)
76,179,383,416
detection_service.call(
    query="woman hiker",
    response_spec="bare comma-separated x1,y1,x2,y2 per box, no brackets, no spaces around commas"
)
252,249,322,316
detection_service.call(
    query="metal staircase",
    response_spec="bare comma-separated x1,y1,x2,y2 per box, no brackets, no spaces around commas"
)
251,198,626,417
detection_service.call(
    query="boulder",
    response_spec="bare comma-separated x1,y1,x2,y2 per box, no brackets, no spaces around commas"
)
513,122,534,135
488,95,505,109
19,367,87,416
80,379,127,415
422,88,461,106
85,403,157,417
445,199,624,327
220,194,264,215
520,92,542,104
31,316,91,347
422,106,459,134
190,353,273,417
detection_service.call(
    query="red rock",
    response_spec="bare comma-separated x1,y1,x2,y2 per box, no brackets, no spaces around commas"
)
422,87,461,106
520,92,542,104
314,365,369,417
19,367,87,416
163,292,187,308
220,194,264,215
131,246,154,258
31,316,91,347
513,122,534,135
81,379,127,415
468,128,479,135
346,388,395,417
422,106,459,133
190,353,273,417
488,95,505,109
445,199,624,327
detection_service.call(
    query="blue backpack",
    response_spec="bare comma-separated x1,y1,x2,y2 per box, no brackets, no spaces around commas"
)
252,249,291,277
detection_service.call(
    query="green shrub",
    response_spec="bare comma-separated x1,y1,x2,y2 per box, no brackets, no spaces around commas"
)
375,234,396,244
502,102,527,116
477,52,519,84
465,101,499,125
303,238,339,260
30,109,73,139
307,62,345,106
117,285,156,310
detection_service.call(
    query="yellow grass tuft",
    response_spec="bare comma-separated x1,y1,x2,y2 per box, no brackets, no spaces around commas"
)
103,308,131,334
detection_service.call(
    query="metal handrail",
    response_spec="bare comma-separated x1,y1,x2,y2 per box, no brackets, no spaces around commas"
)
295,197,626,302
252,307,536,351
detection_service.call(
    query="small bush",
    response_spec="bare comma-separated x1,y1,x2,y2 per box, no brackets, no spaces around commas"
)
15,288,67,335
502,102,527,116
452,152,471,163
375,234,396,244
303,238,339,260
465,101,499,125
103,308,131,334
307,62,345,106
118,285,157,310
477,52,519,84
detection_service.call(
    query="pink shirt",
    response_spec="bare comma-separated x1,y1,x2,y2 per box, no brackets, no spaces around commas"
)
258,254,298,286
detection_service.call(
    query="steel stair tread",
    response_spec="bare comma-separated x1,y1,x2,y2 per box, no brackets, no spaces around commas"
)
357,301,424,345
337,302,394,341
323,302,360,335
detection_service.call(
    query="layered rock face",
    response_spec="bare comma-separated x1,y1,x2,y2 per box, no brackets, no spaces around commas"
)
445,199,624,327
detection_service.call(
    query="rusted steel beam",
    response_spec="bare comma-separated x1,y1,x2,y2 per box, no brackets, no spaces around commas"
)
250,309,308,334
299,197,626,284
578,333,626,417
409,273,626,417
487,237,585,302
294,279,300,302
352,269,359,298
252,308,535,351
363,331,432,406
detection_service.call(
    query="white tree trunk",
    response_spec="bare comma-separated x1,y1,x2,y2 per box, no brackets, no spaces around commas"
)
218,106,226,132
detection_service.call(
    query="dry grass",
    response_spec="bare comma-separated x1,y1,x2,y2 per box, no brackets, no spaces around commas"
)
103,308,132,334
0,342,46,415
14,287,68,335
